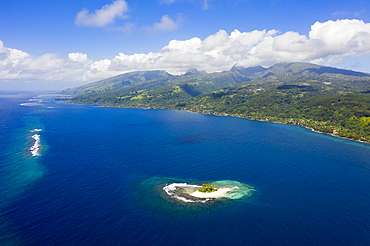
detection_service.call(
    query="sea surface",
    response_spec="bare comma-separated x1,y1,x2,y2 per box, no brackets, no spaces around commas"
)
1,91,370,246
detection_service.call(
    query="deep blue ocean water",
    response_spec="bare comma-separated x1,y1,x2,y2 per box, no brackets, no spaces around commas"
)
1,91,370,246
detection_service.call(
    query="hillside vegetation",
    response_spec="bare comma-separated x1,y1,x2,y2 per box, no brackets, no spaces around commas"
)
62,62,370,142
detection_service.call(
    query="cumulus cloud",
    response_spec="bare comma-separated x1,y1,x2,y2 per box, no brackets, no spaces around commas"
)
145,14,184,35
68,52,91,64
202,29,229,50
75,0,129,27
0,40,92,81
2,19,370,84
309,19,370,55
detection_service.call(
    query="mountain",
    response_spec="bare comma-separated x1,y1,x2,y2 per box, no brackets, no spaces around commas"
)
62,62,370,97
183,68,207,76
181,63,370,142
60,62,370,142
230,65,267,77
61,62,370,107
61,66,259,107
61,62,370,108
60,70,172,96
64,69,251,107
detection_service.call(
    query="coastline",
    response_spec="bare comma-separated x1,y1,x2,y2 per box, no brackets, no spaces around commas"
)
62,100,370,144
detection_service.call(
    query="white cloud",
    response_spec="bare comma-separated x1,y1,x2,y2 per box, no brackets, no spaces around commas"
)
0,41,91,81
202,30,229,50
75,0,129,27
145,14,184,35
309,19,370,55
2,19,370,86
68,52,91,64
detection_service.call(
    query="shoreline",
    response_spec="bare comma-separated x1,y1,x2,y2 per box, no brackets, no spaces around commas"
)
62,100,370,144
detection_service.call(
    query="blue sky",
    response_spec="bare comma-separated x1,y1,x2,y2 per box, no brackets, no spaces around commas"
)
1,0,370,90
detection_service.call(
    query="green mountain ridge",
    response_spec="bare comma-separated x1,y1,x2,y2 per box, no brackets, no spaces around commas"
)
61,62,370,142
61,62,370,97
61,70,173,95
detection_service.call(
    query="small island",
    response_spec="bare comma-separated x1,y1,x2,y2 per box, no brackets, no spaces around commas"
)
190,187,231,198
163,180,255,202
187,183,230,198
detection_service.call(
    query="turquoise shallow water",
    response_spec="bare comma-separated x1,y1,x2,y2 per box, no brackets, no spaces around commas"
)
1,91,370,245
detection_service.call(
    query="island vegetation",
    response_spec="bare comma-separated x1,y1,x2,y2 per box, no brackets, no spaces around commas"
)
198,183,219,193
60,62,370,143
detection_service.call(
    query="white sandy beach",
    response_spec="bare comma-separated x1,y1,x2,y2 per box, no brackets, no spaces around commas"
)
189,188,231,198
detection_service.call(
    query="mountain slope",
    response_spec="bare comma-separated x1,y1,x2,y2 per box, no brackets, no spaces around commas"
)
60,70,173,95
62,62,370,97
63,62,370,109
68,70,252,107
61,62,370,141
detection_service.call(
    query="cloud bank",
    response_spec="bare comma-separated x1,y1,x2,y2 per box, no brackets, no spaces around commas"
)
0,41,92,81
75,0,129,27
1,19,370,85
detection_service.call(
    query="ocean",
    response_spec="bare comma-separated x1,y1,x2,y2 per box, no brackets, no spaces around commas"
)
1,91,370,245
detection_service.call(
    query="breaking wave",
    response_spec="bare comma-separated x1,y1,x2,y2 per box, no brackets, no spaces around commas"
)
30,129,42,156
20,103,41,107
163,183,210,203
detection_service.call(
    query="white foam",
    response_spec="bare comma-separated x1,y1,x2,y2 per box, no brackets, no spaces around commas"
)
29,99,43,102
163,183,210,203
30,134,41,156
163,183,200,194
31,129,42,132
20,103,40,107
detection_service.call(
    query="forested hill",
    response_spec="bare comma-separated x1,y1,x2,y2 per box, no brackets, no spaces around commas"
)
62,62,370,97
61,62,370,142
60,70,173,96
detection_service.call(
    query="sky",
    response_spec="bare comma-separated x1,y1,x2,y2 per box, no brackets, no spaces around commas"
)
1,0,370,90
